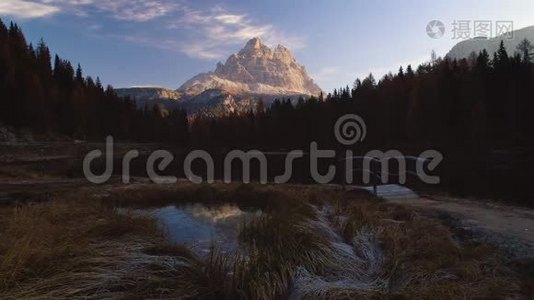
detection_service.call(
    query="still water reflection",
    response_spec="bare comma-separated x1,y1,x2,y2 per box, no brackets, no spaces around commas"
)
138,204,261,253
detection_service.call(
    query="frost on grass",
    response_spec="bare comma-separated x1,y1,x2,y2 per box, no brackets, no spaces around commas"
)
291,206,387,298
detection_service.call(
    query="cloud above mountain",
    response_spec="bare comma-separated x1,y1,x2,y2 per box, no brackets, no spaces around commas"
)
167,6,305,60
95,0,177,22
0,0,60,19
0,0,304,61
0,0,177,21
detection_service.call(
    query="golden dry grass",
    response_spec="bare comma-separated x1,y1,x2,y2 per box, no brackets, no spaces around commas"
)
0,184,528,299
323,200,519,299
0,193,165,299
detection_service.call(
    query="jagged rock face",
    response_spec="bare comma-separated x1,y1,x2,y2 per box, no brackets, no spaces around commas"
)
115,87,182,101
178,37,322,97
180,89,258,117
447,25,534,60
116,38,321,116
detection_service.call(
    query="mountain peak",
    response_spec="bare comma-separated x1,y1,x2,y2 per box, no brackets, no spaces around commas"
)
275,44,289,52
239,37,271,57
179,39,322,97
245,37,263,49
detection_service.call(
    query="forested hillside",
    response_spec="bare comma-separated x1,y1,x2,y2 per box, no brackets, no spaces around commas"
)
0,20,188,142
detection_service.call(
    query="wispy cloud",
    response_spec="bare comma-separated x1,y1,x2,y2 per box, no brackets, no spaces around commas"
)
95,0,177,22
178,42,224,60
0,1,305,61
167,6,305,60
119,35,225,60
214,14,245,25
0,0,60,19
0,0,177,22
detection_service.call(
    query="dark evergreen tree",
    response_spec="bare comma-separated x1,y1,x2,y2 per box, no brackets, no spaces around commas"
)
516,38,533,63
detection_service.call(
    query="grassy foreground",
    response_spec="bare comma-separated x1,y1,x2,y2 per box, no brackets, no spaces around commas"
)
0,183,531,299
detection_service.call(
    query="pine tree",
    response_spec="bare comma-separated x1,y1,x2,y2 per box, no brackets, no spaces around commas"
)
516,38,533,63
406,65,414,77
476,49,490,69
398,66,404,78
75,64,83,82
95,77,102,90
36,39,51,75
353,79,362,90
318,91,324,102
495,40,509,68
362,73,376,88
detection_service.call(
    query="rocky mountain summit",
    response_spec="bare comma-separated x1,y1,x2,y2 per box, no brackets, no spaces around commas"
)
116,38,322,115
178,37,322,97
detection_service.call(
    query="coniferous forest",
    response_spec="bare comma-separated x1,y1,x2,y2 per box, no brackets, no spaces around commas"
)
0,20,189,143
1,19,534,205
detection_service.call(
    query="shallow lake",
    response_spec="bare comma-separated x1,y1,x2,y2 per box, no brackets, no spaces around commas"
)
132,203,262,254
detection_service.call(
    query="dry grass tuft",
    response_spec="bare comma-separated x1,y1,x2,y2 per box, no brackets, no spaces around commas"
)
0,193,163,298
143,242,197,259
331,201,519,299
0,183,527,299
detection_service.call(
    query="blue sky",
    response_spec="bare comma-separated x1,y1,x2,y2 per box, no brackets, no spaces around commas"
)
1,0,533,92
